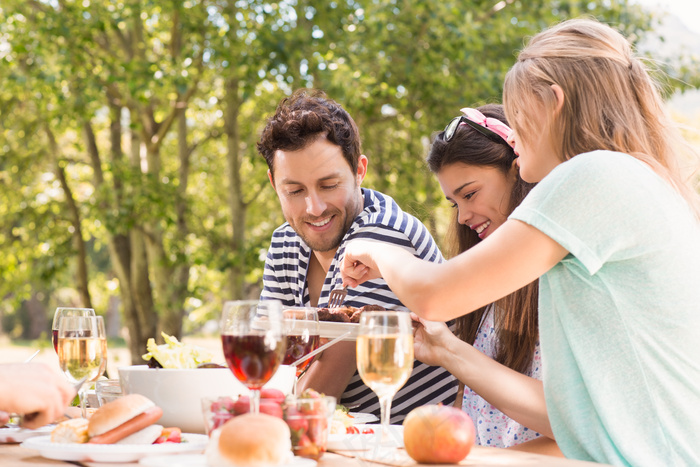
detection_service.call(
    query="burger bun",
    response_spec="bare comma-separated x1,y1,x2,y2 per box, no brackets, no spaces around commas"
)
206,413,291,466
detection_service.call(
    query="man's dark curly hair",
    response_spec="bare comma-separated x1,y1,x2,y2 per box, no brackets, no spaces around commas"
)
257,89,362,180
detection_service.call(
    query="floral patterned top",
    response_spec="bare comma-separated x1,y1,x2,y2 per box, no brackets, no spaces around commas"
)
462,306,542,448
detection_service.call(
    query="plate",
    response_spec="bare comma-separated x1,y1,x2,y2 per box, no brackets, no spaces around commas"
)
318,322,359,340
21,434,208,463
327,425,403,451
140,454,317,467
348,412,379,424
0,425,54,443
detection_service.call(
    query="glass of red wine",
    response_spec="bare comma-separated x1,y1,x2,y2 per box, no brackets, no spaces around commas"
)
52,307,96,353
282,307,320,395
221,300,286,414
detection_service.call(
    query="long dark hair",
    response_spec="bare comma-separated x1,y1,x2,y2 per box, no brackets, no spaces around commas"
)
427,104,539,373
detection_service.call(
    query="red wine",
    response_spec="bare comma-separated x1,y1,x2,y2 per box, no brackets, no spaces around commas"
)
52,329,59,353
222,334,285,389
283,334,320,375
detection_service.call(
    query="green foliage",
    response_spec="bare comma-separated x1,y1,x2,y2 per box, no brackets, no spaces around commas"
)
0,0,693,341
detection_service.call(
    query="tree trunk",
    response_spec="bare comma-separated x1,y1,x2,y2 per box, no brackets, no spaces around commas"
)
224,74,247,300
46,125,93,309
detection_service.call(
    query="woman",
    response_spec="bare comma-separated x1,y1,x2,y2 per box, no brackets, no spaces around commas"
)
341,18,700,465
414,104,548,449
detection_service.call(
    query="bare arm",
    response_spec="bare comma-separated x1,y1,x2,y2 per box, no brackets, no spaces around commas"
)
413,316,553,438
297,341,357,400
341,220,567,321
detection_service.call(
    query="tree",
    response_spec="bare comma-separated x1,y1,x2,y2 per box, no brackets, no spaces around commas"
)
1,0,692,361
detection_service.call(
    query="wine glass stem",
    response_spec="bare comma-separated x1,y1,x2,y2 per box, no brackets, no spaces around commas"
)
79,386,87,419
378,394,393,443
250,389,261,414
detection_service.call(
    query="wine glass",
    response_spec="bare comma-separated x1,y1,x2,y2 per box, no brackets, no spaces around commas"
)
52,307,95,353
356,311,414,445
282,307,320,396
57,315,106,418
221,300,286,414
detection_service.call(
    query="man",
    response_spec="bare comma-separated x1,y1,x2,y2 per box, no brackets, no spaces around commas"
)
257,89,458,423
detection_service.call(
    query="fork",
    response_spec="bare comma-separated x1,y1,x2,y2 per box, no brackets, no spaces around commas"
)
328,285,347,308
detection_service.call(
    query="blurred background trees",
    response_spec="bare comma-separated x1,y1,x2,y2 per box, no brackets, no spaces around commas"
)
1,0,697,362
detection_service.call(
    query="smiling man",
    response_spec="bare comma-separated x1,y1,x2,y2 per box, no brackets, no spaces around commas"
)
257,89,458,423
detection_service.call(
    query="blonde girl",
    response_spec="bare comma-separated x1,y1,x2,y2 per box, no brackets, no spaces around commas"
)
340,18,700,465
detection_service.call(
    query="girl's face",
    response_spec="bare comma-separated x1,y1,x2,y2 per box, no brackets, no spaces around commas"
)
436,162,517,240
507,128,562,183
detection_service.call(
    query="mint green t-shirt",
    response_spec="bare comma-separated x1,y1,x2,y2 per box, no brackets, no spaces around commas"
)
510,150,700,466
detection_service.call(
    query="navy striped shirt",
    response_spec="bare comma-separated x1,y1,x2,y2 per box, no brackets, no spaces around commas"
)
261,188,458,423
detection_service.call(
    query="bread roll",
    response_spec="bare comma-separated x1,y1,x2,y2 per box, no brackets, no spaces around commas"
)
206,413,291,466
51,418,89,444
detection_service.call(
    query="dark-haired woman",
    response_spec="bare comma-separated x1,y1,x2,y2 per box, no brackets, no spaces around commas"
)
413,105,550,450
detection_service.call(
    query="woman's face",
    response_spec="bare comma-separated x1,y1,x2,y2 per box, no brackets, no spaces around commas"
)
436,162,517,240
508,129,562,183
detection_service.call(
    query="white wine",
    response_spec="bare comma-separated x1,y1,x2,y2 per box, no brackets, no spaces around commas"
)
357,333,414,399
58,337,105,383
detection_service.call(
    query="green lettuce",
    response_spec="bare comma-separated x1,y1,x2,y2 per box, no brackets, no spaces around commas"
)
142,332,214,369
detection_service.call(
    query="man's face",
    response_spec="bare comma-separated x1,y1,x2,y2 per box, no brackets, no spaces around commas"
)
270,136,367,253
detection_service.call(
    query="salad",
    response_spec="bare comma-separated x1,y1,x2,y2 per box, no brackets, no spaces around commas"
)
142,332,214,369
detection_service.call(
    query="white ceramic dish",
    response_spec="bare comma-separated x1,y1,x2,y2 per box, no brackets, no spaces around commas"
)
140,454,317,467
327,425,403,451
318,322,359,340
0,425,54,443
21,434,208,463
118,364,295,433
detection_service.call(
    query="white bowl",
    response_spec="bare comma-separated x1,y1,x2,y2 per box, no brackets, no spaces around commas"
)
118,365,295,434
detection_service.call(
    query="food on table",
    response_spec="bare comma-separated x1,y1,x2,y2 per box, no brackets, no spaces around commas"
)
329,406,374,435
206,389,286,432
142,332,214,369
317,304,385,323
403,405,476,464
51,394,181,445
153,426,182,444
88,394,164,444
51,418,89,443
283,389,334,460
206,413,292,467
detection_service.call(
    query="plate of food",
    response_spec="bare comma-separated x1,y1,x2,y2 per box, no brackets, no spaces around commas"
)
21,433,208,463
316,304,389,340
317,321,359,340
22,393,208,463
0,425,54,444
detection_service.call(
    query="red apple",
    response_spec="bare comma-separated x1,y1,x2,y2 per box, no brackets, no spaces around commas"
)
403,405,475,464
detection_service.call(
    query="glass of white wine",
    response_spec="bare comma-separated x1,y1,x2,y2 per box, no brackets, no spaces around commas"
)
57,315,106,418
356,310,414,446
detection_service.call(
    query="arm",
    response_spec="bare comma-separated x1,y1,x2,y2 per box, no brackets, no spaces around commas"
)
0,363,75,429
297,340,357,399
413,316,553,438
341,219,568,321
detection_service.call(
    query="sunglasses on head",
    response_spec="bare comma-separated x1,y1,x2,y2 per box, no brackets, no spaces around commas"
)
443,108,513,147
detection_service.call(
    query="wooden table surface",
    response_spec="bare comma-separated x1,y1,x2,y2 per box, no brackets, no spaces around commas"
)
1,442,609,467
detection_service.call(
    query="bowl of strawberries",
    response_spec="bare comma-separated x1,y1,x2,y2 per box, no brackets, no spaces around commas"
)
202,389,336,461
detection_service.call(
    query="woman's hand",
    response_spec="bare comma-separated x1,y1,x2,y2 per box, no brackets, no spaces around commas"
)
412,313,459,367
340,240,385,287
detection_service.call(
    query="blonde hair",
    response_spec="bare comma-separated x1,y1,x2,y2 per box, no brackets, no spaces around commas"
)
504,18,700,219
